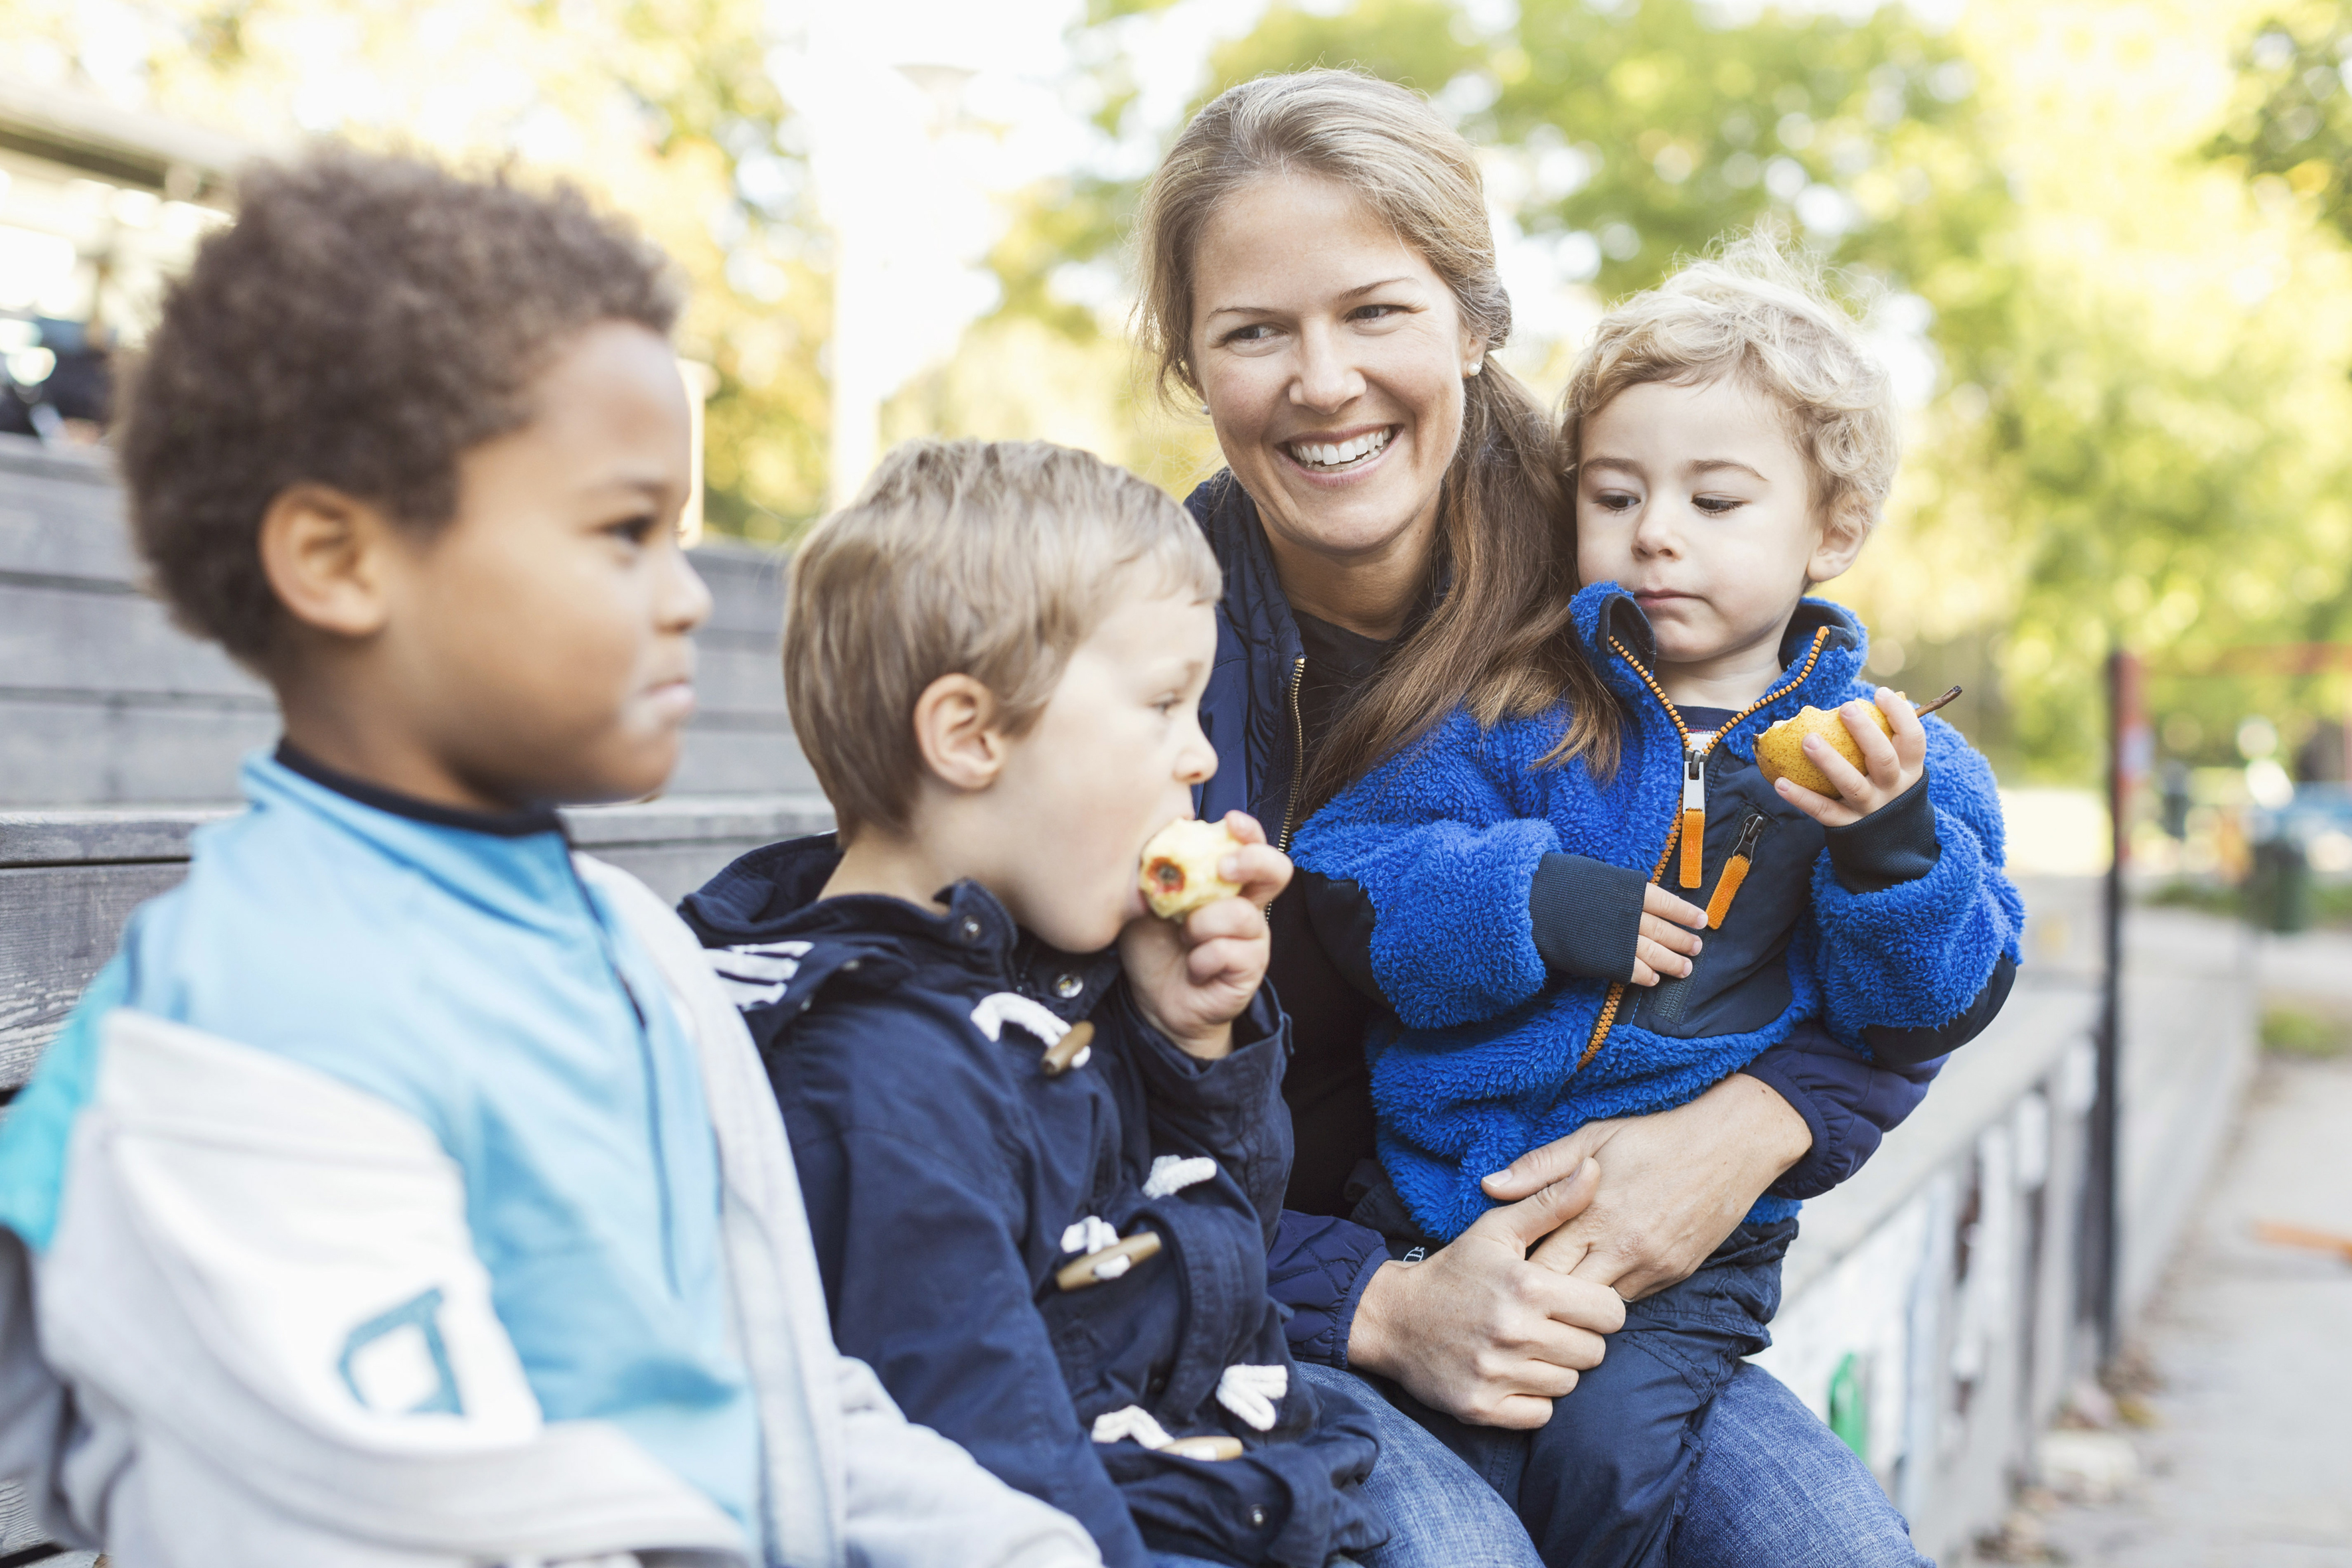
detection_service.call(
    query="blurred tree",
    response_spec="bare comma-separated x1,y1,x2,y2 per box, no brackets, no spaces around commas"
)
0,0,832,539
2207,3,2352,241
970,0,2352,784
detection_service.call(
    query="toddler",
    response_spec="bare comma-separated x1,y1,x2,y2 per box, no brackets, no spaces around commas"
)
1289,238,2023,1568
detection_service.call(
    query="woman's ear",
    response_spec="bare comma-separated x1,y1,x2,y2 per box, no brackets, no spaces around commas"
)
1805,496,1873,586
1462,326,1491,378
258,483,401,639
911,673,1010,793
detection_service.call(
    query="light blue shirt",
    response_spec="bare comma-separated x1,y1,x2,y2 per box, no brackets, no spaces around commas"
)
0,751,760,1539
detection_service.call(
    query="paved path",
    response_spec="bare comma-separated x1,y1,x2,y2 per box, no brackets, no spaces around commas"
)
2035,1048,2352,1567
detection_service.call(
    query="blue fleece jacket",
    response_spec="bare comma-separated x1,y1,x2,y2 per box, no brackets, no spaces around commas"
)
1291,584,2025,1242
1186,474,1973,1365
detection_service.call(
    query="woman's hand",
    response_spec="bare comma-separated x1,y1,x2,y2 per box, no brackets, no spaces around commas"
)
1774,688,1927,827
1121,811,1291,1059
1482,1073,1812,1300
1346,1159,1628,1429
1632,884,1706,986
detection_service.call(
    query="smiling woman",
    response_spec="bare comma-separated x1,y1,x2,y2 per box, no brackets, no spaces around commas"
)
1128,66,1939,1568
1135,72,1617,807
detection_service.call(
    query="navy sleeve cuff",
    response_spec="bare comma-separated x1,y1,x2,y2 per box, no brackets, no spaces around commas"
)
1300,869,1385,1004
1865,953,2018,1067
1824,769,1940,894
1268,1211,1390,1368
1529,852,1650,982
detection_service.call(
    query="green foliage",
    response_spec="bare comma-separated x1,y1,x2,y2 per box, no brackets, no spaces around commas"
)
2207,3,2352,242
2,0,834,540
2262,1003,2352,1054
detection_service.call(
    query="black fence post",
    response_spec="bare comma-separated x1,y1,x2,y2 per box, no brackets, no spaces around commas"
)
2086,647,2142,1365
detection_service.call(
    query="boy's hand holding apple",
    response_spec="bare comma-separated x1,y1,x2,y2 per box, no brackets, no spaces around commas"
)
1121,811,1292,1059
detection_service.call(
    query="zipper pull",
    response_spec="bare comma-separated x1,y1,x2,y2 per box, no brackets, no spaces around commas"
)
1704,813,1770,929
1679,742,1706,889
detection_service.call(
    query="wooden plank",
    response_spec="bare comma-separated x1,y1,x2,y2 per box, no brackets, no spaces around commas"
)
692,643,790,714
0,860,189,1083
0,696,277,807
0,436,137,582
0,582,265,698
0,792,835,1083
0,806,236,866
689,541,787,639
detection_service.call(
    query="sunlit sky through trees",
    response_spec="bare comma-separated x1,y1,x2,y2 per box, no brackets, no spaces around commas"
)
3,0,2351,788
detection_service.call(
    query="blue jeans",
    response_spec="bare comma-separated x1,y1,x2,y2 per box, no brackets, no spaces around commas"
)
1508,1220,1800,1568
1296,1361,1545,1568
1298,1351,1930,1568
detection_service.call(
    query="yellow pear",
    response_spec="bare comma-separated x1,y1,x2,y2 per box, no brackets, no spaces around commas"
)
1754,703,1893,797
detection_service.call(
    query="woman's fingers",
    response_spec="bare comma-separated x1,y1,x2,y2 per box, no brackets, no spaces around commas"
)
1217,809,1269,847
1642,883,1707,930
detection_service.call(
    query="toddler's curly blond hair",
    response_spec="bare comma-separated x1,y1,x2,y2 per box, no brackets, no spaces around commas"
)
1563,233,1901,533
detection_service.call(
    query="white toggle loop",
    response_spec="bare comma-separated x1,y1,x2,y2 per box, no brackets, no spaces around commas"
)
1215,1364,1289,1431
1091,1405,1176,1449
1060,1215,1121,1257
971,992,1069,1045
1143,1155,1217,1199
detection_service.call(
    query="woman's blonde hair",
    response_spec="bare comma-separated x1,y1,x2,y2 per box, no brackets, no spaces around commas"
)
1135,68,1618,797
1563,232,1902,532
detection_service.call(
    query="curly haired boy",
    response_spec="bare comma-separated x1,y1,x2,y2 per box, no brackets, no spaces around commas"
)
0,151,1095,1568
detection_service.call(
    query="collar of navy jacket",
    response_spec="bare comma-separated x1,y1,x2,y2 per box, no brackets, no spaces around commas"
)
1190,473,1309,834
676,830,1126,1031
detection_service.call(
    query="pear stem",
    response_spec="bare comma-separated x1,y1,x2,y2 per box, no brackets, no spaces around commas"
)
1912,684,1963,718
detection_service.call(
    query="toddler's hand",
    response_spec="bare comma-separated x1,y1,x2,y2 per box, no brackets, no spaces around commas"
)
1632,884,1705,986
1121,811,1291,1059
1774,688,1926,828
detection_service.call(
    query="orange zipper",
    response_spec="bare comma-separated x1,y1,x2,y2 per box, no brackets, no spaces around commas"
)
1704,813,1770,929
1571,628,1832,1073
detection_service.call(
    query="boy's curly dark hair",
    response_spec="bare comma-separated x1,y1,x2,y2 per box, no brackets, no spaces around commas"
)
118,148,680,666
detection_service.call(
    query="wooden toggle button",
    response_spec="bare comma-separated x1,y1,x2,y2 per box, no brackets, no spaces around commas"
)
1160,1435,1244,1461
1042,1019,1095,1077
1056,1229,1160,1291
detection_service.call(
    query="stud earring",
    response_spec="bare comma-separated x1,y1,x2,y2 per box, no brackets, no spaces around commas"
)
1465,358,1484,376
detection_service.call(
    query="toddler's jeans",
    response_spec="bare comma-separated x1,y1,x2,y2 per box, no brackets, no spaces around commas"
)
1383,1217,1926,1568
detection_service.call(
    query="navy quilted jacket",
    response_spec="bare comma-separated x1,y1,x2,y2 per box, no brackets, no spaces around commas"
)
679,836,1389,1568
1289,583,2026,1241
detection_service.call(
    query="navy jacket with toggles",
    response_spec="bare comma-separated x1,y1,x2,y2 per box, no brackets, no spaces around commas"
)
679,836,1388,1568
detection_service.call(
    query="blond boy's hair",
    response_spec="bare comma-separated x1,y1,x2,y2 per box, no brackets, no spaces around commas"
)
1563,232,1901,532
785,439,1221,840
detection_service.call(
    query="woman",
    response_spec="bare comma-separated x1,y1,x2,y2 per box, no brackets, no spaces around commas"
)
1133,70,1942,1564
